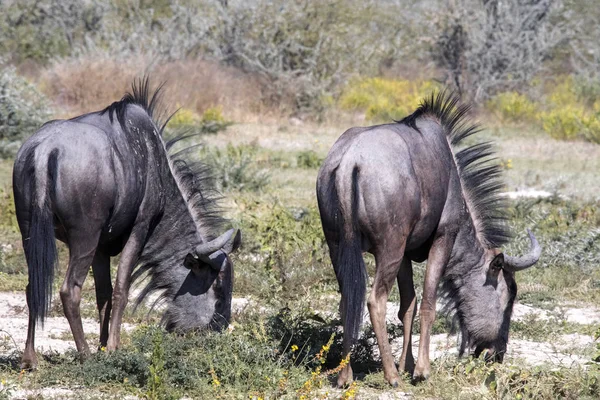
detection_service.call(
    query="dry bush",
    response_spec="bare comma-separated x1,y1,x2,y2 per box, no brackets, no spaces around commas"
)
431,0,568,102
40,54,265,119
152,59,264,118
40,53,145,116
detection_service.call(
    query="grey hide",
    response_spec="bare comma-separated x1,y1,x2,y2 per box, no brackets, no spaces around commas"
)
316,92,541,386
13,78,241,370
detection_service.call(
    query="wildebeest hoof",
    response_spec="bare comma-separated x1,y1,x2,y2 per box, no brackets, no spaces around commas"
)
385,372,400,387
336,375,353,388
412,366,430,383
19,356,38,371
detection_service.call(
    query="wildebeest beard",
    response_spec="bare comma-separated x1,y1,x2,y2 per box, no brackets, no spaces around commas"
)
441,255,518,361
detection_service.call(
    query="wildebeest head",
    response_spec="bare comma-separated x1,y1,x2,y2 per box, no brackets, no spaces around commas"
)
453,230,541,362
163,229,241,332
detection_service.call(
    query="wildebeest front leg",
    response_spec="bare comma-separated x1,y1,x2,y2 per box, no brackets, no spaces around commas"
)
397,258,417,373
413,234,454,381
91,250,112,347
106,233,144,351
368,248,405,387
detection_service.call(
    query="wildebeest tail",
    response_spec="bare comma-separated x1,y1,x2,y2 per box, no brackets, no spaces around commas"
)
335,166,366,346
24,149,58,324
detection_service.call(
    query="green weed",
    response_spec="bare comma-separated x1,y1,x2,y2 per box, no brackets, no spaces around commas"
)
202,144,271,192
339,78,439,122
234,201,334,302
199,106,233,134
296,150,323,169
486,91,539,123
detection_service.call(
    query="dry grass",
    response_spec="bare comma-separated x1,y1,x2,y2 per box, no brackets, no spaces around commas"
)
39,55,268,121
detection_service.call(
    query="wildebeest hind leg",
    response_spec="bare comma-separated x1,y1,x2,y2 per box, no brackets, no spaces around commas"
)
91,250,112,348
368,246,405,387
397,258,416,374
21,284,38,369
327,238,354,388
60,234,100,360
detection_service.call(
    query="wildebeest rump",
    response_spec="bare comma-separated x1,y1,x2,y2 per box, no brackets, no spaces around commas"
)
13,79,241,369
316,92,541,386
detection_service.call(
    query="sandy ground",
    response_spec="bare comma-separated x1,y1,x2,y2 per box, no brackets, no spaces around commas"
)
1,291,599,399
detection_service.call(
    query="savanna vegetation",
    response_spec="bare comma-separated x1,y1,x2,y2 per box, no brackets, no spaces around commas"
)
1,0,600,399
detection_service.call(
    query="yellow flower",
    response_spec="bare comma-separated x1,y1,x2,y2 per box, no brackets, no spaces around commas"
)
291,344,299,352
100,346,107,352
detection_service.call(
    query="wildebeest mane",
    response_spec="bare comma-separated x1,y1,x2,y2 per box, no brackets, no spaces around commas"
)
399,91,510,249
101,77,227,308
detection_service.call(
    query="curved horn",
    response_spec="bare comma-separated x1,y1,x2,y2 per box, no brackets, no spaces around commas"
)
199,249,228,271
504,229,541,272
223,230,242,254
195,229,235,256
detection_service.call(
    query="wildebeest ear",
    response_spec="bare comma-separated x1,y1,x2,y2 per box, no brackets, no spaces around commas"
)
184,253,199,269
489,253,505,272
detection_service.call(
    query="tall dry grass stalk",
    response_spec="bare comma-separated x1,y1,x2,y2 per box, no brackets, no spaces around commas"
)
39,54,273,121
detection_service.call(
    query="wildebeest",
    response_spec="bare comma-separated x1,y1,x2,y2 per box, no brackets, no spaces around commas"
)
13,78,241,369
316,92,541,386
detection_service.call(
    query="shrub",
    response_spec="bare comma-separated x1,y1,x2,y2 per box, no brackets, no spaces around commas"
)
536,77,600,143
234,201,334,300
202,0,408,114
42,56,262,119
486,91,538,123
0,66,52,157
339,78,439,122
199,106,233,134
203,144,270,192
431,0,566,102
296,150,323,169
168,107,199,129
0,0,106,64
538,105,586,141
537,107,600,143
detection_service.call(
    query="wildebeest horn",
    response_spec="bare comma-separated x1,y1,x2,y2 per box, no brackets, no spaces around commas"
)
223,230,242,254
195,229,235,256
200,249,228,271
504,229,541,272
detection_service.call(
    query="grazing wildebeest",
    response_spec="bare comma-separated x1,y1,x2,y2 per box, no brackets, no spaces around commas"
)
316,92,541,386
13,78,241,369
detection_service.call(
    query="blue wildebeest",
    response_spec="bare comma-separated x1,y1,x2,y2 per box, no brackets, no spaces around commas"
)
13,79,241,369
316,92,541,386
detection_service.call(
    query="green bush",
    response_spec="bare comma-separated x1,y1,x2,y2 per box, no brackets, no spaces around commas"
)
234,202,333,300
489,77,600,144
168,107,199,129
0,0,105,64
199,106,233,134
538,76,600,143
486,91,539,123
0,66,52,157
339,78,439,122
296,150,323,169
203,144,270,192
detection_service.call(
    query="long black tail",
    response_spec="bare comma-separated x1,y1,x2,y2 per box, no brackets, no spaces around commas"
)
335,167,367,346
24,150,58,324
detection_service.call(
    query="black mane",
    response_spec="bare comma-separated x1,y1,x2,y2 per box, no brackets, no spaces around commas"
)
102,78,227,306
399,91,510,248
113,77,224,237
